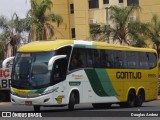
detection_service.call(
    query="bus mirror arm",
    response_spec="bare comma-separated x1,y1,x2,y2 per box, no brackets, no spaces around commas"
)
2,56,15,69
48,55,66,70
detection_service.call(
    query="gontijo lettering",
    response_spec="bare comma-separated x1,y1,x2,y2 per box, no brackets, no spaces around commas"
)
116,72,142,79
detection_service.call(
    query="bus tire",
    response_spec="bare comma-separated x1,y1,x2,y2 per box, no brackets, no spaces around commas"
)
135,90,144,107
92,103,111,109
34,105,40,111
126,90,136,108
0,92,7,102
68,92,75,111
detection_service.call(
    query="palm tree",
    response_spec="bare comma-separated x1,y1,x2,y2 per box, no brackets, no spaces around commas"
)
110,5,141,45
90,24,112,42
0,14,32,57
141,15,160,57
0,16,11,58
0,41,5,60
30,0,63,40
128,22,148,47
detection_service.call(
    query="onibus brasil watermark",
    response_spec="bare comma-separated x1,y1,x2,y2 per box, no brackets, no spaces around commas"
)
2,112,42,118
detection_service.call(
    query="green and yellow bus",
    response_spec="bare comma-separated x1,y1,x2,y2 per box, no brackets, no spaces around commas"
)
6,40,158,111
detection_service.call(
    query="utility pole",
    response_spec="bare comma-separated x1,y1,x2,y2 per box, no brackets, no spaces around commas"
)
105,6,111,43
105,7,110,26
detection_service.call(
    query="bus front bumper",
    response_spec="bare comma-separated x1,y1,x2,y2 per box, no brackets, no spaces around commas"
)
11,93,56,106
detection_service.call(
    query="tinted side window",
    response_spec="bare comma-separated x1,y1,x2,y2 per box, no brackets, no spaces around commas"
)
57,46,72,60
114,51,126,68
126,51,139,69
93,49,101,68
139,52,149,69
51,58,67,85
147,53,157,69
86,49,93,68
69,48,87,71
101,50,114,68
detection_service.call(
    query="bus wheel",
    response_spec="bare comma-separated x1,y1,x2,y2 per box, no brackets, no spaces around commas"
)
92,103,111,109
135,90,144,107
34,105,40,111
68,92,75,111
0,92,7,102
126,90,136,108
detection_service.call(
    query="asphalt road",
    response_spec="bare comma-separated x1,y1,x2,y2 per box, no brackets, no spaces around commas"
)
0,98,160,120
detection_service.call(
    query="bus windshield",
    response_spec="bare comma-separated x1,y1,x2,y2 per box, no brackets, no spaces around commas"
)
11,52,55,89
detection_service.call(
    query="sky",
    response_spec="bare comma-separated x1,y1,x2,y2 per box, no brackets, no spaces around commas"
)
0,0,31,19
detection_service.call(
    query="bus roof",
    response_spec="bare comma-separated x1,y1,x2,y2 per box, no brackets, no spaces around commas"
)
18,39,156,53
18,40,73,52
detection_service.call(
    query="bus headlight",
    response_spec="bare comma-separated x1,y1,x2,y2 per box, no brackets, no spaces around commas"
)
41,87,59,95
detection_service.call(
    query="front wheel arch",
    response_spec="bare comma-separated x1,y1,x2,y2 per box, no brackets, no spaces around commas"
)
67,88,80,104
68,89,80,111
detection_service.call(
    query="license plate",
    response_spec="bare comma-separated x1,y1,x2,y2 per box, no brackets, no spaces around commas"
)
25,101,32,106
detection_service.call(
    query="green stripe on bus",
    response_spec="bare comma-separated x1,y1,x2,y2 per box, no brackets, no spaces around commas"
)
95,69,118,96
74,44,96,49
85,69,108,96
85,45,96,49
29,87,47,94
74,44,86,48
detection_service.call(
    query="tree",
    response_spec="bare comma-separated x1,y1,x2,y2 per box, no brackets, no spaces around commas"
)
90,5,146,46
0,14,32,57
128,22,148,47
141,15,160,57
30,0,63,40
90,24,112,42
110,5,141,45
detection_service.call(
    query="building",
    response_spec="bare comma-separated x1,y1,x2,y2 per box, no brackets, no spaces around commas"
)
35,0,160,40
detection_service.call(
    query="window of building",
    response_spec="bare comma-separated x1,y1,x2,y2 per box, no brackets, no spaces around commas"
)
127,0,139,6
70,4,74,14
71,28,75,38
103,0,109,4
89,0,99,9
119,0,123,3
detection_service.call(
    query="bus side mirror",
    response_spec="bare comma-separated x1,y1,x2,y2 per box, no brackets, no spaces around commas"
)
48,55,66,70
2,56,15,69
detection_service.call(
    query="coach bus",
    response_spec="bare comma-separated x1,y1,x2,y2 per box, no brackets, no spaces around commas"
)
4,40,158,111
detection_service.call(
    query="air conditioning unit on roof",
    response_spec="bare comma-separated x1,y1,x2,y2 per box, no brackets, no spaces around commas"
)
129,16,136,22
